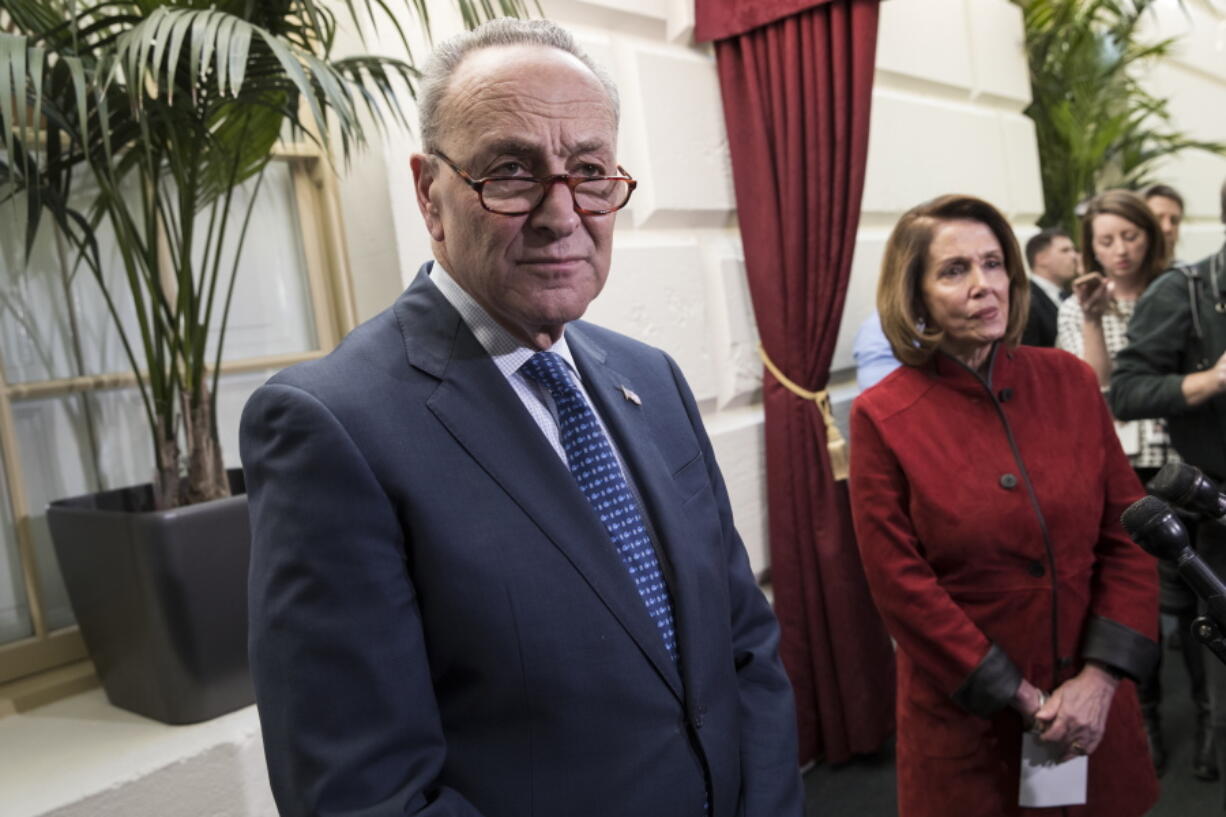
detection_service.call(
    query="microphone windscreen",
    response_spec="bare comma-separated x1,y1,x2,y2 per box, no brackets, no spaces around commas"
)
1121,495,1171,540
1148,462,1197,505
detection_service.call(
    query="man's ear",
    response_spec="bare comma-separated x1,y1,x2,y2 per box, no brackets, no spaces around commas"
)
411,153,446,242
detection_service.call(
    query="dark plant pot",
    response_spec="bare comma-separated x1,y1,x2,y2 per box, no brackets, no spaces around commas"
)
47,469,254,724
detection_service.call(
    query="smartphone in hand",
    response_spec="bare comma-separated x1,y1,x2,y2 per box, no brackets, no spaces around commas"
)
1072,273,1104,299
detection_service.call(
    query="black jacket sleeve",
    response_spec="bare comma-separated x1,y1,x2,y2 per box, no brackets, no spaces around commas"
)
1110,270,1194,421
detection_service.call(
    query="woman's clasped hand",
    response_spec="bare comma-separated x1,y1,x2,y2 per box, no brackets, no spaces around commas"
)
1024,664,1121,762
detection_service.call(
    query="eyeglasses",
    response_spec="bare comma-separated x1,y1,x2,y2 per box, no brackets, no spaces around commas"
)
432,152,636,216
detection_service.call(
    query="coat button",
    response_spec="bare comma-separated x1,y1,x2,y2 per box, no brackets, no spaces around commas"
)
1000,473,1018,489
1027,560,1045,578
998,388,1014,403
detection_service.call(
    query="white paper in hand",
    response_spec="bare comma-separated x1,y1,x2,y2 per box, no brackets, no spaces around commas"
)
1018,733,1088,807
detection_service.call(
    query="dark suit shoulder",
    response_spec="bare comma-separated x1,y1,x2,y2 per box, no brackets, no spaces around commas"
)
266,306,410,403
1021,280,1059,347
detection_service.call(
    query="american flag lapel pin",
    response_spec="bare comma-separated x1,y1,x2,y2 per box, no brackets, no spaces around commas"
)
621,385,642,406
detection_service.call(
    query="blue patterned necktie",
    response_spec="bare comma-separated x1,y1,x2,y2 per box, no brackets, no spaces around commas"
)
520,351,678,660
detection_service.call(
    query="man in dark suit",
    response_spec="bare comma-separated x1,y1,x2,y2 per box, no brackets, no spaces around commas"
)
1021,228,1079,346
240,18,803,817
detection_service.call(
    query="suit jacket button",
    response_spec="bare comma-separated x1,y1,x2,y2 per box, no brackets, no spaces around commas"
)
1027,560,1045,578
1000,473,1018,489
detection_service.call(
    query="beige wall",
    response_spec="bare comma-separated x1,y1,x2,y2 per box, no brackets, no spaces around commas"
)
1139,0,1226,263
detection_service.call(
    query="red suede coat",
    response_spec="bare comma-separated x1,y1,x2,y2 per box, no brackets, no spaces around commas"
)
850,344,1159,817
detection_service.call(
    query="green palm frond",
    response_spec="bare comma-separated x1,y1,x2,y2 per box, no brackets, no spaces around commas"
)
1012,0,1224,237
0,0,540,507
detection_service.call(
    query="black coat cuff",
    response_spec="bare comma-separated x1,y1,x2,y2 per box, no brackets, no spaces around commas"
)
951,643,1022,717
1081,615,1159,682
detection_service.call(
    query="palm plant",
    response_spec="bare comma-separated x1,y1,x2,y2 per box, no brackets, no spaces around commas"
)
1014,0,1224,237
0,0,534,509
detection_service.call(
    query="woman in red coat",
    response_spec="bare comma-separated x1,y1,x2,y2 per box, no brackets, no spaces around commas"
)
849,194,1159,817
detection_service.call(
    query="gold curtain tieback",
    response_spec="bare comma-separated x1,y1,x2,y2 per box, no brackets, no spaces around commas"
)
757,343,849,482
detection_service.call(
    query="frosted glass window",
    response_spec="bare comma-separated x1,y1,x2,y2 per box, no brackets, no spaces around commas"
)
0,451,33,643
205,161,318,362
0,160,316,384
0,153,326,651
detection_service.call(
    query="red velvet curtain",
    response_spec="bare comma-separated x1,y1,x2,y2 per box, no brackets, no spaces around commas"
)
696,0,837,41
701,0,895,765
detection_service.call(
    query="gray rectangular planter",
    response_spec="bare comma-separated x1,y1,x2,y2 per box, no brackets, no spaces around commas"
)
47,470,254,724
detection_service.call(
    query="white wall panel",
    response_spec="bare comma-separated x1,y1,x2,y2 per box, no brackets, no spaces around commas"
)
337,140,406,320
707,409,769,578
543,0,668,40
1135,2,1226,272
998,112,1045,222
1141,0,1226,84
704,241,762,409
666,0,696,43
585,239,716,402
967,0,1031,105
562,0,667,21
1176,225,1226,267
875,0,975,92
618,45,735,227
862,91,1012,215
1142,61,1226,220
831,233,888,374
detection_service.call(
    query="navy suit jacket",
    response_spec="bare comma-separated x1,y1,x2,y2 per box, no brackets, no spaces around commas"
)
1021,279,1059,347
241,264,803,817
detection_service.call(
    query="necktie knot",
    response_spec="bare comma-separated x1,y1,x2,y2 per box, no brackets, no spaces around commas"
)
520,351,575,397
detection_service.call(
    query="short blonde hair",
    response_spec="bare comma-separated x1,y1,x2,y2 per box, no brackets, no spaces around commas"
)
877,194,1029,366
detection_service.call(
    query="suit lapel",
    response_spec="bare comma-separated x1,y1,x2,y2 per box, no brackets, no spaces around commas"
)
398,267,683,699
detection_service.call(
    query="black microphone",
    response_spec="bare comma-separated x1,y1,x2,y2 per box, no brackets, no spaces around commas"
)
1122,496,1226,627
1148,462,1226,519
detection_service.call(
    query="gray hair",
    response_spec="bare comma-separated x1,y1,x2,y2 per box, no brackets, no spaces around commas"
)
417,18,620,153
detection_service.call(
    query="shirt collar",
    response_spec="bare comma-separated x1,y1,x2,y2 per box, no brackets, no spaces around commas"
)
1030,274,1064,304
429,261,580,380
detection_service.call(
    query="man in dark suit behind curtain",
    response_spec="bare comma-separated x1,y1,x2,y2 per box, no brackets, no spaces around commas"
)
1022,227,1079,347
239,18,803,817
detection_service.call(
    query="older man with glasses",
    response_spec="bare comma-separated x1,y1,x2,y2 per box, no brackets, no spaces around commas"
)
240,18,803,817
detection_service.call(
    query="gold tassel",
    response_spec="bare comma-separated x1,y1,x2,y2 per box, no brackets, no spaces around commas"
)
757,344,850,482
